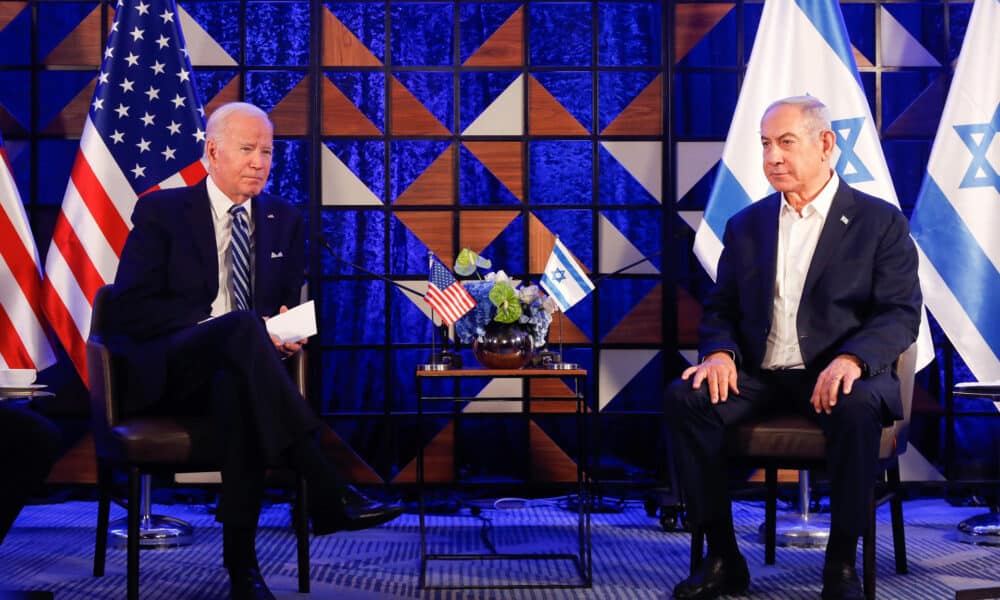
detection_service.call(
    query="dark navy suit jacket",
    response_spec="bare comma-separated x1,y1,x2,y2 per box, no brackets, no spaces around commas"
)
104,178,305,412
698,180,922,420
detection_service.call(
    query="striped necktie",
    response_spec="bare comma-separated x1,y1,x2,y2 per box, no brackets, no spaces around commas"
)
229,204,251,312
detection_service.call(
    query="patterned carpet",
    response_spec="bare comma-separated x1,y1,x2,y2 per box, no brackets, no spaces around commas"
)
1,497,999,599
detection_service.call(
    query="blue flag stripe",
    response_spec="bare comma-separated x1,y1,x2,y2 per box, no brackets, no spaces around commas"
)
911,175,1000,358
703,162,755,239
541,274,573,310
552,242,593,293
795,0,861,85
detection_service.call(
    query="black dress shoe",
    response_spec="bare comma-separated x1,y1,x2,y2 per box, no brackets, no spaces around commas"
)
821,562,863,600
228,567,276,600
311,495,404,536
673,553,750,600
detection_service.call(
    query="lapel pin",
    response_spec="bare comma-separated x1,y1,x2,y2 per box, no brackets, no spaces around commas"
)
840,215,849,225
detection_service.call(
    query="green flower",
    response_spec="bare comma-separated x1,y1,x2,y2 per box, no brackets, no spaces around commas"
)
489,280,522,323
454,247,492,277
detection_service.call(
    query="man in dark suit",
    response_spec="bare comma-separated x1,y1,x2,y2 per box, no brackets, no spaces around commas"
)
104,102,400,600
666,96,921,600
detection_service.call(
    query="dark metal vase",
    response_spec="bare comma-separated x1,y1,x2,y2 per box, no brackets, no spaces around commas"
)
473,321,535,369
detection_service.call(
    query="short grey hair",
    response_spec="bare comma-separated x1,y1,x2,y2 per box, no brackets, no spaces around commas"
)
762,95,832,138
205,102,273,145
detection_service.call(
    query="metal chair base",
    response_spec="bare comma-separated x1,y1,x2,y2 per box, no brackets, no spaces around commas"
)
109,514,194,549
957,509,1000,545
758,470,829,549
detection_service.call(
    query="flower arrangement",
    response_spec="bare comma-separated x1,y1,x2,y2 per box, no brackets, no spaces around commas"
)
451,249,558,349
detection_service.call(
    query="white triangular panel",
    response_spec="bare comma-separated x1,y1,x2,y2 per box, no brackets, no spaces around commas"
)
598,349,659,411
679,210,703,232
679,349,698,365
676,141,724,200
462,74,524,136
178,6,238,67
464,378,524,413
601,141,662,203
898,445,945,482
597,214,660,275
880,8,941,67
321,145,382,206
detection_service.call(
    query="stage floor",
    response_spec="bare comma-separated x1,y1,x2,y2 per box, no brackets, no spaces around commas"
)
1,496,999,598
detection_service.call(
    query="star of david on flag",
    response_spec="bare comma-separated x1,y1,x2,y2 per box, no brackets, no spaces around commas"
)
693,0,933,371
425,258,476,326
42,0,207,384
911,0,1000,381
541,238,594,312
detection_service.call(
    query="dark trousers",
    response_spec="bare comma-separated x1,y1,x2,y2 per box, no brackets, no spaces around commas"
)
0,403,61,543
665,368,891,539
139,310,321,528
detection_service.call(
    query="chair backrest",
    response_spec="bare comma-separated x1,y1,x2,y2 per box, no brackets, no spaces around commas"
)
86,285,120,456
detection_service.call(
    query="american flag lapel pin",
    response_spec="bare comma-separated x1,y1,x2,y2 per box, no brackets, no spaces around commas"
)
840,215,849,225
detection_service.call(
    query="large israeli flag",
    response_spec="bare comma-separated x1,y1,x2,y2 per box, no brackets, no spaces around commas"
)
693,0,933,370
911,0,1000,381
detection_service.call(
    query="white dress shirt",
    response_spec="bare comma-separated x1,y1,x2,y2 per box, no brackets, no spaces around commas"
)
761,172,839,370
206,176,254,317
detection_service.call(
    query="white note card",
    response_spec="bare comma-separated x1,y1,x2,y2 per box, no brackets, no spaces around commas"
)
265,300,317,343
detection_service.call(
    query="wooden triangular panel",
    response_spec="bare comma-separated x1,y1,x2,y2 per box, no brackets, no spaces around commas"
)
853,45,873,68
41,78,95,135
44,5,110,65
529,421,577,482
602,283,662,344
0,106,27,136
885,75,948,138
545,311,590,344
459,209,519,253
204,76,240,119
528,213,591,274
320,425,383,484
0,3,27,31
602,75,663,136
269,75,310,136
46,434,96,484
529,378,576,398
527,76,588,135
463,141,523,200
322,7,383,67
322,78,381,136
390,77,450,135
675,4,733,63
677,286,702,346
392,421,455,483
394,210,453,265
395,144,453,205
464,6,523,67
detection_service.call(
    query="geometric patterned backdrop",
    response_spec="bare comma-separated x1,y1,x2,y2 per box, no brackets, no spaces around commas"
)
0,1,979,485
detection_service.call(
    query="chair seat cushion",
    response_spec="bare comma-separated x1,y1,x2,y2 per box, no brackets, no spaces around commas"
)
730,414,896,460
109,417,220,465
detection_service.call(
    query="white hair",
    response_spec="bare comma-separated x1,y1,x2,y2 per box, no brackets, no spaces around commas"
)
205,102,272,145
762,95,832,138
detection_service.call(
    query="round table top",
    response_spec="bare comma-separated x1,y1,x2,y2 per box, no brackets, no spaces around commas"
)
0,386,54,400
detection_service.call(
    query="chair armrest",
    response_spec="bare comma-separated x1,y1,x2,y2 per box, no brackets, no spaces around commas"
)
286,349,308,399
86,338,119,458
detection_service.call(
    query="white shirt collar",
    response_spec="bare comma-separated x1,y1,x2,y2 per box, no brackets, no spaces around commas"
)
206,175,252,222
781,171,839,219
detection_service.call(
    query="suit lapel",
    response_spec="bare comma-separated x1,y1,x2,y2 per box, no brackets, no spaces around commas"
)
252,194,275,307
801,180,858,296
756,193,781,316
184,180,217,289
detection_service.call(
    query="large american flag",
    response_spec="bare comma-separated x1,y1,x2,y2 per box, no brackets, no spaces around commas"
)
0,132,56,370
42,0,207,384
425,258,476,326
